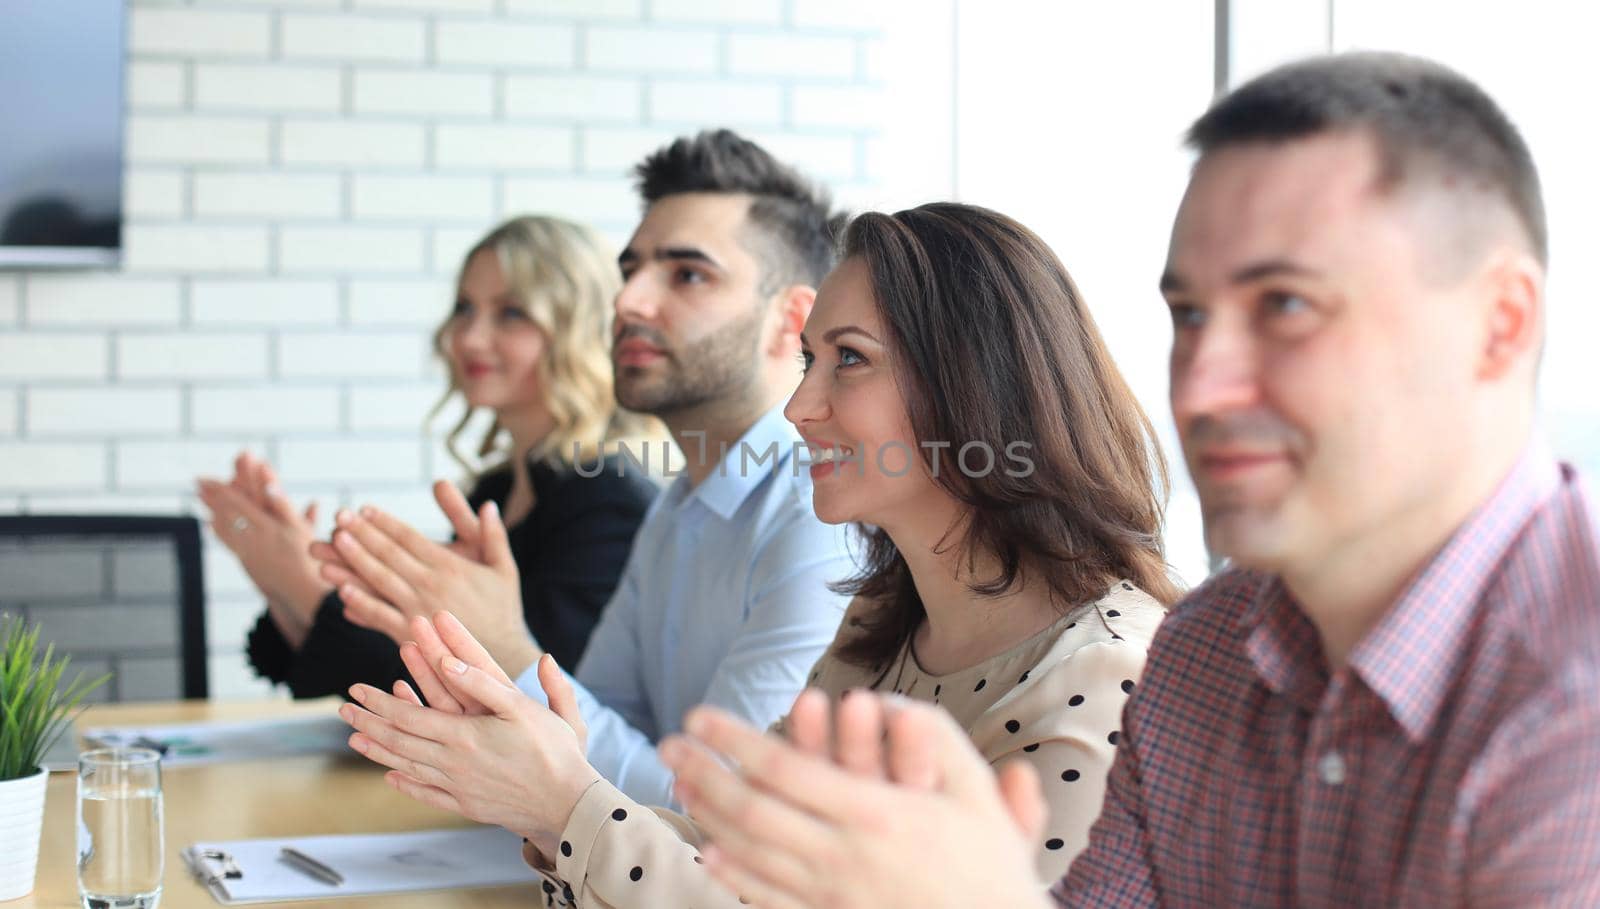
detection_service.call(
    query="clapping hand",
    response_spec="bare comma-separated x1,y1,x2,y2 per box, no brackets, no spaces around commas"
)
309,480,542,677
197,452,330,648
657,691,1053,909
340,611,594,859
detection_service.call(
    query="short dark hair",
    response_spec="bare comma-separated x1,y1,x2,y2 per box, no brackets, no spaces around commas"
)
1187,52,1546,264
633,129,847,292
832,203,1183,669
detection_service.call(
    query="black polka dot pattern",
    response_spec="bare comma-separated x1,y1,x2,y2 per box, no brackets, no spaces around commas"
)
1121,581,1134,591
612,808,628,822
1045,838,1065,850
1062,768,1080,782
974,678,987,692
1023,743,1040,753
1018,671,1029,684
1106,609,1121,618
1121,679,1135,694
933,684,941,697
1005,719,1021,733
560,841,572,857
1108,731,1120,746
1068,694,1084,707
629,866,644,882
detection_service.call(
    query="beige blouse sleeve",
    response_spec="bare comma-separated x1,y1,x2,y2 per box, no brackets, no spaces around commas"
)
528,777,749,908
971,635,1149,881
531,596,1149,906
532,680,824,907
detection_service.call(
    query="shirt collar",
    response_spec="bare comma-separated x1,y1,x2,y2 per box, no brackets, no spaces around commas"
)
1349,435,1562,743
671,404,801,521
1239,574,1330,712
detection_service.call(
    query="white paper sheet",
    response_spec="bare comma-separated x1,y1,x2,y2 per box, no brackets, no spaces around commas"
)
83,715,353,766
183,827,540,904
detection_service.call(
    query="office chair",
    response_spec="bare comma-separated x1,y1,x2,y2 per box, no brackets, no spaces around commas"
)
0,514,207,701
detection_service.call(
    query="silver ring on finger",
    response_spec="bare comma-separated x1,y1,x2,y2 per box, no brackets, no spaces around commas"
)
232,516,250,533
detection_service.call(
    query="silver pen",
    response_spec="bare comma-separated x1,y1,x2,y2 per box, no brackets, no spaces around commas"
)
279,847,344,886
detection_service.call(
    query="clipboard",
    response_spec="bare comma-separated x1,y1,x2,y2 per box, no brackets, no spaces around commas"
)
181,827,541,904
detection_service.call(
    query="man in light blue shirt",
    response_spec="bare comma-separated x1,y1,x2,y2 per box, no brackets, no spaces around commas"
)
323,130,857,814
518,403,851,807
515,131,853,807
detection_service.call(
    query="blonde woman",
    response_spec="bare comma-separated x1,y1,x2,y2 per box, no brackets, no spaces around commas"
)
200,215,659,698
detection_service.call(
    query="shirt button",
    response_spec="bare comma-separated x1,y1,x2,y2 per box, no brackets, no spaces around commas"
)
1317,750,1346,786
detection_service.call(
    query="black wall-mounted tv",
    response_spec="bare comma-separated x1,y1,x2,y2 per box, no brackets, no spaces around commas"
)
0,1,126,269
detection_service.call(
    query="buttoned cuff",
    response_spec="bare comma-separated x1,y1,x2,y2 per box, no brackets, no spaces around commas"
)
554,777,628,889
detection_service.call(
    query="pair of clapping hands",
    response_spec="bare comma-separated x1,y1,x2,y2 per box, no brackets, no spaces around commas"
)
341,613,1053,909
658,692,1058,909
196,452,540,675
339,611,598,862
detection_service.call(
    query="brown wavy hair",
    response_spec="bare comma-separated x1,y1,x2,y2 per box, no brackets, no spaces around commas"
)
832,202,1182,668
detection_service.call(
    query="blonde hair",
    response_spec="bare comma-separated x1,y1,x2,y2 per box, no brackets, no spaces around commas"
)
430,215,644,477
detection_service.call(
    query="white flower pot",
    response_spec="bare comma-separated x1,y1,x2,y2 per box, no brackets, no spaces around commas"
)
0,767,49,901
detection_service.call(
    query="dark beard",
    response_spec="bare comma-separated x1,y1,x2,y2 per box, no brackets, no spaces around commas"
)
614,303,766,417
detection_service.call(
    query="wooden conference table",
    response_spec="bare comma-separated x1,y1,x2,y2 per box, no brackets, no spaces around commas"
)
21,698,539,909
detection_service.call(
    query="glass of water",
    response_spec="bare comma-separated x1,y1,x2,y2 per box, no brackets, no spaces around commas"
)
77,748,164,909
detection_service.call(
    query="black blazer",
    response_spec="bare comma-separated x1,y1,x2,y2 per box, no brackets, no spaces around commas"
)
245,454,658,698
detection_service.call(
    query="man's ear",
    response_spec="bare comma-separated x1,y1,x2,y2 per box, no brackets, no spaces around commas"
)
767,284,816,358
1477,250,1543,383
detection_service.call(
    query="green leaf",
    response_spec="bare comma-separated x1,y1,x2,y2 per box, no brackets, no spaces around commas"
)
0,615,109,781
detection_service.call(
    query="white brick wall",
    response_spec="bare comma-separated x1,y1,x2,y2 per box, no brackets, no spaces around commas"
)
128,115,273,165
193,172,343,219
504,75,640,121
348,279,452,326
123,225,273,272
27,277,183,326
585,27,720,74
352,70,495,117
0,392,18,438
0,278,19,326
118,334,272,379
191,279,340,326
129,8,273,59
279,226,428,273
434,124,574,170
129,62,188,108
280,121,428,168
351,175,495,222
281,15,427,63
195,64,343,113
1,0,884,700
649,82,784,126
125,171,187,218
0,336,109,380
191,386,342,432
434,21,576,68
0,444,109,493
276,332,431,378
27,389,184,437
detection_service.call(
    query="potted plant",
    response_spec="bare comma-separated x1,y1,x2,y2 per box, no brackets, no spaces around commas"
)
0,615,106,900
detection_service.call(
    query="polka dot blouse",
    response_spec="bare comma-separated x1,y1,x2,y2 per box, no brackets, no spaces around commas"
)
527,579,1166,908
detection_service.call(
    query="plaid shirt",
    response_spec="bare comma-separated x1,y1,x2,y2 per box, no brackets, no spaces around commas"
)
1056,444,1600,908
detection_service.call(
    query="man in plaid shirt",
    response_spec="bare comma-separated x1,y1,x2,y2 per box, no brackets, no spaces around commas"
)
654,51,1600,909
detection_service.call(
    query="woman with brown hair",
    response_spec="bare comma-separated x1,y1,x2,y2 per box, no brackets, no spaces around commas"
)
199,215,660,699
334,201,1180,906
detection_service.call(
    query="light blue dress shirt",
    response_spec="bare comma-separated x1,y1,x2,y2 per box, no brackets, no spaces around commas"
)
514,405,856,809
